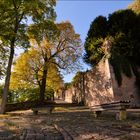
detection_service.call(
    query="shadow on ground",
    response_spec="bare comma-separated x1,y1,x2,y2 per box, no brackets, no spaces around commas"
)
0,107,140,139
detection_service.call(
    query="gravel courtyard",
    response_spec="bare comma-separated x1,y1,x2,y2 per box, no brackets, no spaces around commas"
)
0,107,140,140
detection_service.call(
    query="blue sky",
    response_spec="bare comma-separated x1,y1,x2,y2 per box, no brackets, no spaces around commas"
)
55,0,133,83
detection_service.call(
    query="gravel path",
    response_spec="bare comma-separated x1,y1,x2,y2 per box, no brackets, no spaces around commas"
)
0,106,140,140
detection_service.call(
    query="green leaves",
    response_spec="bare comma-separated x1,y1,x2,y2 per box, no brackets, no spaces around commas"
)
0,0,57,111
108,10,138,36
84,16,108,66
84,9,140,86
0,0,56,46
28,20,59,44
0,0,56,78
84,37,104,65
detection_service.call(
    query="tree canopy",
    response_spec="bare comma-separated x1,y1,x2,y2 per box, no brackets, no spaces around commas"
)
10,48,63,102
0,0,56,113
84,9,140,86
84,16,108,65
28,21,82,101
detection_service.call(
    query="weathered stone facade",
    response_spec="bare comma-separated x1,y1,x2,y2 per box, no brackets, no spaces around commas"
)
110,65,140,106
64,58,140,107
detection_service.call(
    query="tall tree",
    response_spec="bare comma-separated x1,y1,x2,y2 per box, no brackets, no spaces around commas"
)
84,16,108,65
10,49,63,102
0,0,56,113
84,9,140,87
29,21,82,102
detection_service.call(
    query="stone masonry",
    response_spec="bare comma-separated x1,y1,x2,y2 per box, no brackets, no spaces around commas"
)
64,41,140,107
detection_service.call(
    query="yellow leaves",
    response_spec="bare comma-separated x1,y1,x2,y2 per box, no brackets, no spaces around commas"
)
41,39,49,49
47,64,63,90
40,38,52,57
10,45,63,91
29,38,38,47
10,50,38,90
10,21,82,92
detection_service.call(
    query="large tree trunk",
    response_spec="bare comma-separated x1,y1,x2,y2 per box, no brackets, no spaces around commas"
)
0,41,15,114
39,64,48,103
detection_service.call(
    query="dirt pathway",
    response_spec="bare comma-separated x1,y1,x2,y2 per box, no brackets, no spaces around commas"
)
0,107,140,140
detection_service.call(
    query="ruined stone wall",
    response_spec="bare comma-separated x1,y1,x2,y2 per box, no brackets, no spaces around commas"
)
83,59,114,106
64,85,84,104
64,87,74,103
64,38,140,106
64,59,114,106
110,65,140,106
64,59,140,107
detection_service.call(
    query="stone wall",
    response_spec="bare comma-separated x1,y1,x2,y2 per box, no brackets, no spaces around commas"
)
64,58,140,107
110,65,140,106
83,59,114,106
64,87,73,103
